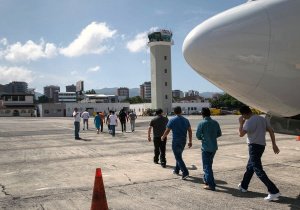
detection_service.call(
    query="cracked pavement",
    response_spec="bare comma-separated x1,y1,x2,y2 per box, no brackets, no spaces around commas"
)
0,116,299,209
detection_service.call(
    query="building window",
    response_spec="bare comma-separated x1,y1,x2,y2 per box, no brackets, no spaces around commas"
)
57,109,62,112
21,110,26,113
19,96,25,101
44,110,49,114
165,95,168,99
165,82,167,86
5,96,11,101
12,96,18,101
164,56,167,60
164,69,167,73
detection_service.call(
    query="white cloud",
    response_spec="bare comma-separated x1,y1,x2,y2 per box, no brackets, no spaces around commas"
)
126,27,159,53
2,39,57,63
87,66,100,72
0,38,8,46
60,22,117,57
70,71,78,76
0,66,35,83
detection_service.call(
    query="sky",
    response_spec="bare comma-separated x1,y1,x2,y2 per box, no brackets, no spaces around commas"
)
0,0,245,93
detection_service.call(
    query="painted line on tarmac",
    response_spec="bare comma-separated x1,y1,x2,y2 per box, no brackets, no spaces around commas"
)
36,187,56,191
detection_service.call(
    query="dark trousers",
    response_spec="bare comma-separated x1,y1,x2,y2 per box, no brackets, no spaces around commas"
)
241,144,279,194
153,137,166,164
83,119,88,129
74,122,80,138
100,122,103,132
120,121,126,132
172,141,189,176
202,151,216,189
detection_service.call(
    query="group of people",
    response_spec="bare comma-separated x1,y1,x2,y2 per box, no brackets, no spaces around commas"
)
72,108,137,138
73,105,281,201
148,105,281,201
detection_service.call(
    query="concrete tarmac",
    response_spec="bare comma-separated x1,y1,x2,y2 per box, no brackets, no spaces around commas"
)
0,115,299,210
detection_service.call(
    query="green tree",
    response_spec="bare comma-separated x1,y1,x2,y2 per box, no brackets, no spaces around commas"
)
124,96,144,104
37,95,49,103
85,89,96,94
209,93,244,110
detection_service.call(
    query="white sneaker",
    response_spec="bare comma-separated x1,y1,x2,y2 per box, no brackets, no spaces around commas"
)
238,183,247,193
264,193,281,201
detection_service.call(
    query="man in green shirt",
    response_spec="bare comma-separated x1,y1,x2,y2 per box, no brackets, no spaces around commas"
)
196,107,222,191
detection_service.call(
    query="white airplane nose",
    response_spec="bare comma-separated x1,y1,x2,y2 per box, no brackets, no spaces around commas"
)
183,2,270,99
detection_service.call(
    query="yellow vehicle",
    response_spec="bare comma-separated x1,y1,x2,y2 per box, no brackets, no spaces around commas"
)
209,108,221,115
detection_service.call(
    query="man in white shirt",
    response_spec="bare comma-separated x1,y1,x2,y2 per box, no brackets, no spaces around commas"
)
108,111,118,137
238,105,280,201
73,108,81,140
81,109,90,130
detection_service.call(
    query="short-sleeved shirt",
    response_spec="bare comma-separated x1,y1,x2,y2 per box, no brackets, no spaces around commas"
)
73,111,81,122
166,115,190,142
243,115,270,145
196,117,222,152
119,112,127,122
109,114,118,125
81,111,90,120
150,115,168,138
129,113,137,121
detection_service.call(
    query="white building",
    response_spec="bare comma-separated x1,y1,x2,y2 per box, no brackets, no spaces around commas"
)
129,102,210,116
58,92,77,103
0,94,35,117
66,102,129,117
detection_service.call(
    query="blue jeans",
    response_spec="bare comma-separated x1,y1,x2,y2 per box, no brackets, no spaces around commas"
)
110,125,116,136
172,141,189,176
202,150,216,189
241,144,279,194
74,121,80,138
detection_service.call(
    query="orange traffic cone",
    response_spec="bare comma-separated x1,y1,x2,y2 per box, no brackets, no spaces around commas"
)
90,168,108,210
296,136,300,141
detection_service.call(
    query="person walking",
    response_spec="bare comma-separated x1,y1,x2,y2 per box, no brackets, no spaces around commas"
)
118,109,128,132
108,111,118,137
148,109,169,168
238,105,280,201
129,111,137,132
106,111,111,133
99,112,105,132
161,106,192,179
94,112,101,134
196,107,222,191
81,109,90,130
73,108,81,140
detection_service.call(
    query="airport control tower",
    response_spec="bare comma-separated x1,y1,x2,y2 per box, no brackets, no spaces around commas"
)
147,29,173,114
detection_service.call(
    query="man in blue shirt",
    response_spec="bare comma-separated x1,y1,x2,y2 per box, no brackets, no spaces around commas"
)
161,106,192,180
196,107,222,191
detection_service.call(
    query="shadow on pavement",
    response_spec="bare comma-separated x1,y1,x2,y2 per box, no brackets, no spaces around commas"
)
217,185,300,208
187,175,227,185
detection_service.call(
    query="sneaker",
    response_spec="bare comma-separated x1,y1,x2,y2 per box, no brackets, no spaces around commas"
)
173,170,180,175
203,185,215,191
238,183,247,193
264,193,281,201
182,174,189,180
161,163,166,168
